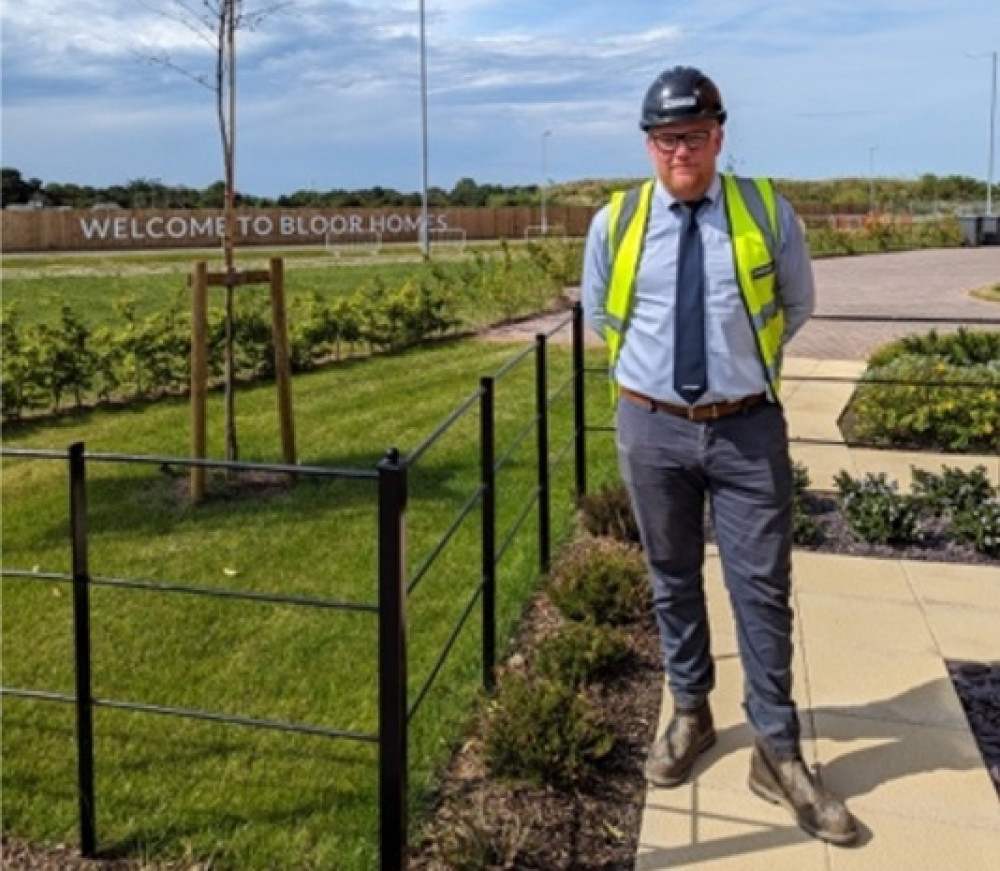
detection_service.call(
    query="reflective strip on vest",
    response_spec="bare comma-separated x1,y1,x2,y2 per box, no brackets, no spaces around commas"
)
604,180,655,384
603,173,785,401
721,174,784,399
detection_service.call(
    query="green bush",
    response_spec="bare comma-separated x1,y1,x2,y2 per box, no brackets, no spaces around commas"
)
535,621,629,687
806,218,963,257
911,464,996,517
577,481,640,544
847,354,1000,453
482,672,615,785
548,538,648,625
0,246,561,421
1,305,47,418
523,238,585,289
910,465,999,557
952,499,1000,558
833,471,923,545
868,328,1000,369
791,460,823,545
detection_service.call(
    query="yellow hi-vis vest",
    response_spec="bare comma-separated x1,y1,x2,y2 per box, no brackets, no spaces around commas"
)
604,174,785,401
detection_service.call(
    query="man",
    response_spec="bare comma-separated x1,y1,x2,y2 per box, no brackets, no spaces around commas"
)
582,65,858,846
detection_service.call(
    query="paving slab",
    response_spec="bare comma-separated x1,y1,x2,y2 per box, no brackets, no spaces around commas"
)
635,554,1000,871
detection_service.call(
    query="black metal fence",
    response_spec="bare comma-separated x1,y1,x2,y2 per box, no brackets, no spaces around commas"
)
3,305,997,870
0,306,590,871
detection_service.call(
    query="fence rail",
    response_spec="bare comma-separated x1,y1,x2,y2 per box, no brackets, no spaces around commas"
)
2,303,997,869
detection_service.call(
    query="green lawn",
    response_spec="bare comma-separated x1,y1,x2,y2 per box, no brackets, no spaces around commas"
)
1,337,618,870
0,254,545,329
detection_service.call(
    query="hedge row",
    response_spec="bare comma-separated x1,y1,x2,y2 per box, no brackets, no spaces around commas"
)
1,240,583,420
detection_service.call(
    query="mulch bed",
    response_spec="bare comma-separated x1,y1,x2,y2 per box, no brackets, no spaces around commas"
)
407,596,662,871
793,491,999,566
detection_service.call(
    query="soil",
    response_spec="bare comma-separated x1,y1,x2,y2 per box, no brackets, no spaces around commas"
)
407,596,663,871
787,491,998,567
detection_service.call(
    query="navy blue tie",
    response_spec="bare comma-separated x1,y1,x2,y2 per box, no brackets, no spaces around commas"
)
673,199,708,404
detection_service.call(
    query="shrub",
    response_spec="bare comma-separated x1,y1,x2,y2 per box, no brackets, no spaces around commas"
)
548,538,648,625
834,471,923,545
432,800,526,871
911,464,996,517
868,328,1000,369
1,305,47,418
846,354,1000,453
482,672,615,785
791,460,823,546
952,499,1000,558
577,481,640,544
535,621,629,687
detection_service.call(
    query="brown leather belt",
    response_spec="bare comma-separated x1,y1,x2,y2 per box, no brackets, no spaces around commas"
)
620,387,767,421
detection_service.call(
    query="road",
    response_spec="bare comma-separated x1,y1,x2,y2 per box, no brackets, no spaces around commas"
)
484,247,999,361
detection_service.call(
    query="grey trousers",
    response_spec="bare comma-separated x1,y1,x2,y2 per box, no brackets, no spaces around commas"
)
616,396,800,755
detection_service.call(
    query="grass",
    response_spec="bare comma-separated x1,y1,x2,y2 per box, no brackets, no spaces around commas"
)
1,336,619,870
0,251,549,330
970,283,1000,303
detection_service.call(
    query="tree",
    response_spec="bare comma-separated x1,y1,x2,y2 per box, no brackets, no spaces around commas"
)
1,168,42,206
136,1,288,464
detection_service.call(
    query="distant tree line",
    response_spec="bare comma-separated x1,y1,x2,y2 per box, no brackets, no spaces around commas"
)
2,166,997,212
1,168,545,210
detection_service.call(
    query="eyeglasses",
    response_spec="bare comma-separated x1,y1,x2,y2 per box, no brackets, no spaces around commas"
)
648,129,713,154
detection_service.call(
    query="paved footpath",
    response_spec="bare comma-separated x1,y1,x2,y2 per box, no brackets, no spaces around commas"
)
484,247,999,361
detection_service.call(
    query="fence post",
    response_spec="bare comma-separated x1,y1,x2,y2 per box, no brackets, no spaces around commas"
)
571,303,587,499
68,442,96,858
479,377,496,692
535,334,551,574
190,261,208,502
378,448,408,871
268,257,297,467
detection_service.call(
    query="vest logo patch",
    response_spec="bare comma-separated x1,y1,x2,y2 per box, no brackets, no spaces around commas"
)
751,261,775,279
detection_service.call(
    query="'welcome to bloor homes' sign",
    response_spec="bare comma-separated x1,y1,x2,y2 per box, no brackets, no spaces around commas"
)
77,211,449,243
0,206,595,253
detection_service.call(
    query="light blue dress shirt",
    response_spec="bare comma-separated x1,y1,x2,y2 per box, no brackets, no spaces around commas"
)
582,174,815,405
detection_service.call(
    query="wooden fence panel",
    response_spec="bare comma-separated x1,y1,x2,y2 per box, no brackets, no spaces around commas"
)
0,206,598,254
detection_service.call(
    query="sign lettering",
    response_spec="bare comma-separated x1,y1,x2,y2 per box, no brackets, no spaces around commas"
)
76,211,449,243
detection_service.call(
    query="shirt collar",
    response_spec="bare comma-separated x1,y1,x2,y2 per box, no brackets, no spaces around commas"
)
655,174,722,210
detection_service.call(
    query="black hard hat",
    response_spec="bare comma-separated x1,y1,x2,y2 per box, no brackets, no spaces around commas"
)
640,66,727,130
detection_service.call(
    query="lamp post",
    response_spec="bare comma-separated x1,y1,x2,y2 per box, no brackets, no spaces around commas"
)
988,50,997,216
418,0,430,255
868,144,879,215
540,130,552,234
967,50,997,216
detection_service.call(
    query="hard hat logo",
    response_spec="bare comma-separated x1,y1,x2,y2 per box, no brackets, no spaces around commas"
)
640,65,727,130
660,96,698,110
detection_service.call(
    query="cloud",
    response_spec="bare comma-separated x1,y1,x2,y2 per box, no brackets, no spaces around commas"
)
2,1,997,194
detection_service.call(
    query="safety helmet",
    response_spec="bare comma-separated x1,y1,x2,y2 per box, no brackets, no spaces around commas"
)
639,66,727,130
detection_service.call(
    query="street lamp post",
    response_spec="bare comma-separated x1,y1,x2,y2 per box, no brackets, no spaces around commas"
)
968,49,997,216
868,144,879,215
988,50,996,216
418,0,430,255
540,130,552,234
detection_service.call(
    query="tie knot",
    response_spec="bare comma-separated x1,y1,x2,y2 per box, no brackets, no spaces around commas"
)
676,197,708,216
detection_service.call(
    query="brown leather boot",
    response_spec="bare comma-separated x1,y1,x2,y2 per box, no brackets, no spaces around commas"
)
749,738,858,846
644,702,716,787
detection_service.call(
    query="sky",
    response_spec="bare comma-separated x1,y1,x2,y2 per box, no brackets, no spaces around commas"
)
2,0,998,198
